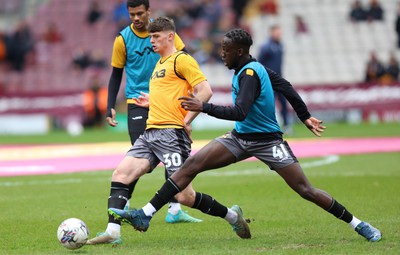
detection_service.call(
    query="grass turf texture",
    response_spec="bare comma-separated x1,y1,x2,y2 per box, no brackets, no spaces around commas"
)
1,153,399,254
0,122,399,254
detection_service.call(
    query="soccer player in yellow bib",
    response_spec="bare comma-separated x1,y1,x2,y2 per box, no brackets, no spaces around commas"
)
87,1,203,245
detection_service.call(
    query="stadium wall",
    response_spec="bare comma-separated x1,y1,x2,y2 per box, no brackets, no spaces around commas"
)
1,82,399,134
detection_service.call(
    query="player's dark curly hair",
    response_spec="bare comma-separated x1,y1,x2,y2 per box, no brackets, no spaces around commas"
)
127,0,149,10
224,29,253,48
148,17,176,33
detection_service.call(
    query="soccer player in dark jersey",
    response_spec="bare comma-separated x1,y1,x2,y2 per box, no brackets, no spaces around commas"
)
109,28,382,242
87,0,201,245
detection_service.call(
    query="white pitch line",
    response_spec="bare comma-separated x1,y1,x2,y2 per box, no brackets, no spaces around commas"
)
203,155,340,176
0,155,340,187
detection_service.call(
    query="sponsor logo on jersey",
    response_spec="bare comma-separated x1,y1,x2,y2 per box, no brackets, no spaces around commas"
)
135,47,154,56
151,69,166,79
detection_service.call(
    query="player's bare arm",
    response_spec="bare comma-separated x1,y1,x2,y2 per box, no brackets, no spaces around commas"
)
181,80,212,139
181,81,212,122
303,117,326,137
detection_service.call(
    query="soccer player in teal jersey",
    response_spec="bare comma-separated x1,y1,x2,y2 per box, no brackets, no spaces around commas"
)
110,28,381,243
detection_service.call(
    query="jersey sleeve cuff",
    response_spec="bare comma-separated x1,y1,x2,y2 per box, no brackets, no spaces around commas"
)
202,102,211,113
299,112,312,122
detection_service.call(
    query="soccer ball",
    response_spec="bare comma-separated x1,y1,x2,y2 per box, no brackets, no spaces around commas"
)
57,218,89,250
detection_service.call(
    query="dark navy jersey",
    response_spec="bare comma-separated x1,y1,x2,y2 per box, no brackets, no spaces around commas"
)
258,39,283,75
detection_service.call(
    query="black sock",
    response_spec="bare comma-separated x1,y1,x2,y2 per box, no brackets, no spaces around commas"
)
127,179,139,200
108,182,130,224
164,168,178,204
327,199,353,223
149,178,181,211
193,192,228,218
169,197,179,203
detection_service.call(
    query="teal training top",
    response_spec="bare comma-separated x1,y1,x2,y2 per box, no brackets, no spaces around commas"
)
232,61,282,133
119,26,159,99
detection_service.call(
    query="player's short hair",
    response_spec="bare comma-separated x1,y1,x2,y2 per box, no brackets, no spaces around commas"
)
225,29,253,48
127,0,149,10
148,17,176,33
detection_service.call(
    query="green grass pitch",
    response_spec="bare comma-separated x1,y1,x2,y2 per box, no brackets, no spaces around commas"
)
0,122,399,254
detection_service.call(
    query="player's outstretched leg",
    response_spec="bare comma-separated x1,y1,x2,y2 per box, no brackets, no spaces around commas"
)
355,222,381,242
108,208,151,232
276,163,382,242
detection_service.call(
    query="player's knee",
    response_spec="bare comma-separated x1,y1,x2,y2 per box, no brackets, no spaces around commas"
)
112,166,143,183
111,168,127,182
296,184,316,201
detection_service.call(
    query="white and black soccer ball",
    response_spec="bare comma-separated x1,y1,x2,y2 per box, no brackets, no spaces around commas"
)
57,218,89,250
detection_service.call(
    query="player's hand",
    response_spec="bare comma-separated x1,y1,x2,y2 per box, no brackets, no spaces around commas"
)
184,122,193,143
303,117,326,137
106,108,118,127
133,92,150,108
178,92,202,112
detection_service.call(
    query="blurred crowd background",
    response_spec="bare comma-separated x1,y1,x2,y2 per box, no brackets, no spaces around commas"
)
0,0,399,135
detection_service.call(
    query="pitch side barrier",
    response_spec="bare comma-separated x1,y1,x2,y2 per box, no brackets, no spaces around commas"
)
0,83,399,134
209,82,400,124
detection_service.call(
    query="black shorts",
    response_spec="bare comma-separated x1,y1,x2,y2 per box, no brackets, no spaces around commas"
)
127,104,149,145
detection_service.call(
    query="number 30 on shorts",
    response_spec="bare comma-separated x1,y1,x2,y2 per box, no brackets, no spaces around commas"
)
163,153,182,168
